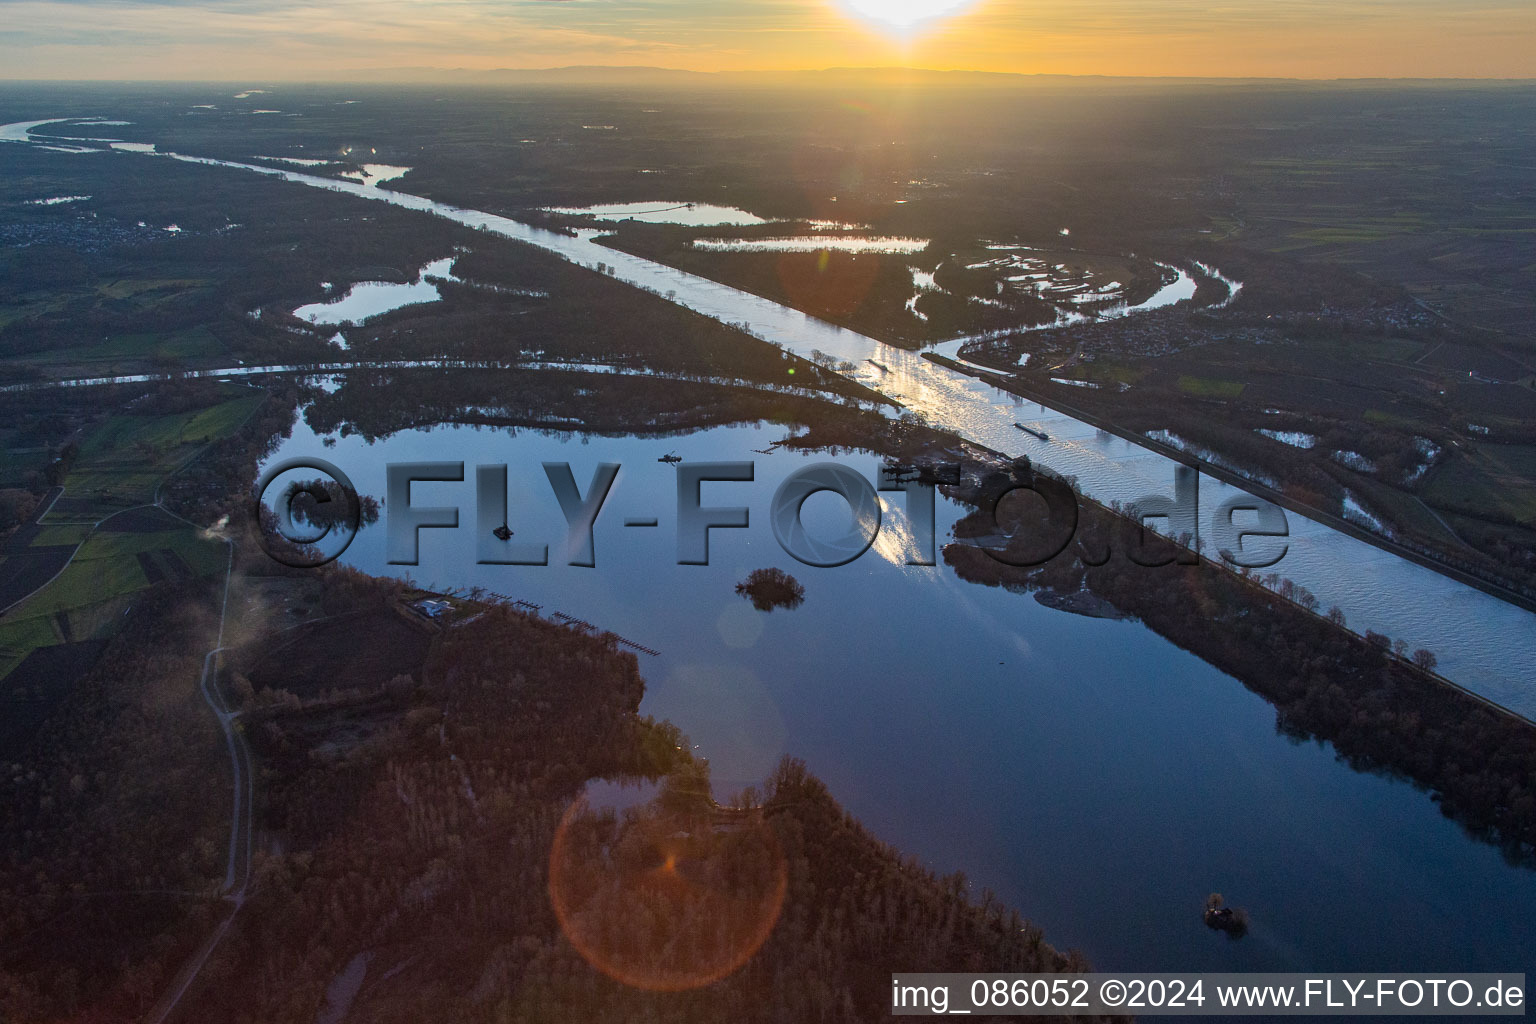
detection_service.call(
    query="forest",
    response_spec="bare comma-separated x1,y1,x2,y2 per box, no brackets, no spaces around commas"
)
0,580,232,1019
0,557,1118,1021
0,366,1095,1022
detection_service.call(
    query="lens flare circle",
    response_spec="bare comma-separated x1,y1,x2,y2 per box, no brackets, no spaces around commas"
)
549,789,788,991
840,0,974,30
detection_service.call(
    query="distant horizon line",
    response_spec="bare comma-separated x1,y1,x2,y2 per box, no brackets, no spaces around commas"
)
2,65,1535,86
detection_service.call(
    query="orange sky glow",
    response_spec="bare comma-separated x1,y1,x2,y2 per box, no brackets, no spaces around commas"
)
1,0,1532,80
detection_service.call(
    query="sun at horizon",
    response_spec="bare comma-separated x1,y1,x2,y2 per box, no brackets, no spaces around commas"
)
838,0,977,33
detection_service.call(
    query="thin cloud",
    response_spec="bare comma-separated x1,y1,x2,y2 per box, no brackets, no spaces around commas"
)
0,0,1531,78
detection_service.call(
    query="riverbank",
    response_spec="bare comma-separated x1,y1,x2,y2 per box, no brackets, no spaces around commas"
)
942,463,1536,861
924,350,1536,616
177,562,1113,1022
6,119,1528,713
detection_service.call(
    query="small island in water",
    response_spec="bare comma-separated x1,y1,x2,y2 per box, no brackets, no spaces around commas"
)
736,567,806,611
1204,893,1249,939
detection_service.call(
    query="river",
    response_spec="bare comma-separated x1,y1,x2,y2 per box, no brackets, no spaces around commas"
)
257,419,1536,974
9,112,1536,977
6,117,1535,717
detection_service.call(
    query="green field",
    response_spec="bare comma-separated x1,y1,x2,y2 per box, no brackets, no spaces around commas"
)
96,278,211,300
1343,338,1426,363
81,394,261,454
0,510,227,682
0,387,259,681
55,391,264,520
0,277,219,361
1085,362,1147,386
1175,375,1245,400
1421,443,1536,526
0,442,49,489
1363,408,1422,430
15,526,225,620
27,523,91,546
45,325,226,367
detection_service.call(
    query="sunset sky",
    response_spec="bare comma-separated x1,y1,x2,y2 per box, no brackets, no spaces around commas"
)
1,0,1533,81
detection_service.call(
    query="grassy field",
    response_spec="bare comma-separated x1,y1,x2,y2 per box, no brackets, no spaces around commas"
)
15,525,225,620
1344,474,1466,549
1421,443,1536,526
96,278,211,300
0,614,61,670
0,507,227,680
42,325,226,369
0,386,259,683
1083,362,1147,386
82,393,261,453
1345,338,1426,363
51,390,264,521
27,523,91,546
0,280,216,348
1363,408,1423,430
1175,375,1245,400
0,442,49,489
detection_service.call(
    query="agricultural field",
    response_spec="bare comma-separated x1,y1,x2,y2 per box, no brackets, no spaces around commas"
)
1421,443,1536,526
0,385,261,732
1175,375,1245,400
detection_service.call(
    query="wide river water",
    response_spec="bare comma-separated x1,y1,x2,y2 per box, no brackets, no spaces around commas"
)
131,143,1536,719
6,122,1532,714
8,120,1536,971
260,419,1536,974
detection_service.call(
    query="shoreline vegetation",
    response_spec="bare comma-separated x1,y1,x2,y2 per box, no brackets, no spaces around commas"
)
0,378,1118,1022
2,367,1533,1018
0,565,1115,1022
924,351,1536,615
942,459,1536,862
199,574,1115,1022
182,374,1536,865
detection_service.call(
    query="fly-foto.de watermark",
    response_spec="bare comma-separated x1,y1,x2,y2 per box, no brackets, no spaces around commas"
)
254,456,1290,571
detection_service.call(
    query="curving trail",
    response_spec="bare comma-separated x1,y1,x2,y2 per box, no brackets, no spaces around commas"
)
140,535,246,1024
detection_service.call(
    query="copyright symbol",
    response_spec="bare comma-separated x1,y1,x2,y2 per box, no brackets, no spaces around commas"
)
254,457,360,569
1100,980,1127,1007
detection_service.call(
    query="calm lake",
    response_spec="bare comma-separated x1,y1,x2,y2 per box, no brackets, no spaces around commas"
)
262,416,1536,975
